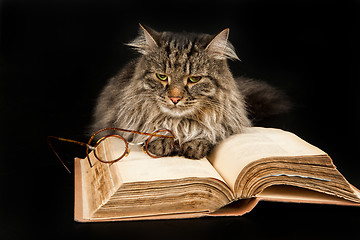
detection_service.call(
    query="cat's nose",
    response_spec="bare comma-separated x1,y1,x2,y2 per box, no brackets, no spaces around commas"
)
169,96,182,105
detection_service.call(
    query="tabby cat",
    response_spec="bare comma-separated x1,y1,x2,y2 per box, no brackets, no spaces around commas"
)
90,25,289,159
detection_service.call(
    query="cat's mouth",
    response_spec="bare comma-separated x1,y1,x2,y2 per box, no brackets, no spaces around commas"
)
159,102,195,117
156,96,199,117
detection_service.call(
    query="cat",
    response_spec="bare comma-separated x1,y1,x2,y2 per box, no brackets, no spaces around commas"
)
90,24,290,159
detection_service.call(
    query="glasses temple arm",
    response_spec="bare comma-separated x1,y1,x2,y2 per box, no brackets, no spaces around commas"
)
47,136,96,174
47,137,72,174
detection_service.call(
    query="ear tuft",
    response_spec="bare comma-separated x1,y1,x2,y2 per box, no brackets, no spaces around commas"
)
126,24,159,54
205,28,240,61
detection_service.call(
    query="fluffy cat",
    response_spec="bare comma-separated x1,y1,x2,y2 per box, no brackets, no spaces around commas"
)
90,25,289,159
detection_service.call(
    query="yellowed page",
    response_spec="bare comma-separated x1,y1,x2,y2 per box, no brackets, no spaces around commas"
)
258,185,360,206
207,127,326,192
91,140,226,185
116,146,225,184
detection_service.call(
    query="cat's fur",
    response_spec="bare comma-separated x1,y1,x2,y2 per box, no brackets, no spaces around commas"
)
90,25,289,159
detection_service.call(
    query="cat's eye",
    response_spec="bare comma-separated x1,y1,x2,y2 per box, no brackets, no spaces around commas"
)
155,73,168,81
188,76,202,83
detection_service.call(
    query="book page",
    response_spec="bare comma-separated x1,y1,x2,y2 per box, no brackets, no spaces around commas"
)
207,127,326,192
92,141,227,185
258,185,360,206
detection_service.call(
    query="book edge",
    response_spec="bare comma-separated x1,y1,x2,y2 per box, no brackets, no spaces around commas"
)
73,152,360,222
73,198,261,222
258,196,360,206
74,157,84,222
257,186,360,207
74,211,208,222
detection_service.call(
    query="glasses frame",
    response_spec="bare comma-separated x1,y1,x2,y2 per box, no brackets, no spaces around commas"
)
48,128,176,173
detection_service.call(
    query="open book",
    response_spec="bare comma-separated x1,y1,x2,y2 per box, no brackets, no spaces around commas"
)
74,127,360,222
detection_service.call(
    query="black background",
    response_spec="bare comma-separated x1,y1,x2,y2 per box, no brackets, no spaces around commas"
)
1,0,359,239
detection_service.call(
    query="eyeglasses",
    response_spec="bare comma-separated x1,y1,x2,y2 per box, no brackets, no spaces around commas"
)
47,128,176,173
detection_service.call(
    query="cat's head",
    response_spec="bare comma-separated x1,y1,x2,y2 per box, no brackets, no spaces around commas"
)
127,24,240,117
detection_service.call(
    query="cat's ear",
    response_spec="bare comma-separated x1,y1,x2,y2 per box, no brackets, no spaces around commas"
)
127,24,159,54
205,28,240,61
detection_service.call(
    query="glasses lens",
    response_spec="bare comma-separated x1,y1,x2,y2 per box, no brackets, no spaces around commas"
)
146,129,175,158
94,135,128,163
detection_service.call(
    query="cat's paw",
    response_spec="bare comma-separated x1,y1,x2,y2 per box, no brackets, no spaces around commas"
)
180,139,213,159
146,137,176,157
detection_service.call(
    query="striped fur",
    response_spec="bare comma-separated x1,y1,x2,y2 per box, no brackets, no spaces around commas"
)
90,26,286,158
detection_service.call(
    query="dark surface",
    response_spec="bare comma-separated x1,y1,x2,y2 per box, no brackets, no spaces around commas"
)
1,0,359,239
